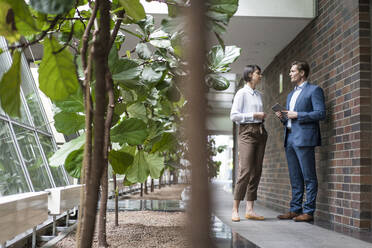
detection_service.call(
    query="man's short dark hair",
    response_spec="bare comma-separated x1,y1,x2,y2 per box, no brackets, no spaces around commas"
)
243,65,261,82
291,61,310,78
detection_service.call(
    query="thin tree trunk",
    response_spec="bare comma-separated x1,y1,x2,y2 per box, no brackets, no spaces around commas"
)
98,44,117,248
140,183,143,197
113,173,119,226
75,3,98,247
159,176,161,189
185,0,212,247
98,165,108,247
79,0,111,247
151,179,154,192
144,179,148,194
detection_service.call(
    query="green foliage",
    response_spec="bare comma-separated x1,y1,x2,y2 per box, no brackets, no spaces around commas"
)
54,112,85,135
207,45,241,73
2,0,39,36
54,87,85,113
64,148,83,178
126,150,164,183
111,118,148,145
0,50,21,117
206,73,230,91
136,43,152,60
49,133,85,166
151,132,176,153
0,0,241,185
127,102,147,121
206,0,239,35
0,2,20,43
109,149,134,174
207,137,226,179
29,0,75,15
39,36,79,101
119,0,146,22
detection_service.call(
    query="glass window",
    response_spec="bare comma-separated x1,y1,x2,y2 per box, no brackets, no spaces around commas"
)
38,133,67,187
0,119,30,196
20,56,48,131
12,124,52,191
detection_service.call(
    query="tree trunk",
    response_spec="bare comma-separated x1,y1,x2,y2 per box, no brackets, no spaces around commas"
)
75,3,98,247
185,0,212,247
113,173,118,226
79,1,111,247
158,176,161,189
151,179,154,192
144,179,148,194
173,170,178,184
140,183,143,197
98,165,108,247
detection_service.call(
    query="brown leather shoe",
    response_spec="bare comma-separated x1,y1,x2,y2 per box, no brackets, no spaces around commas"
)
277,212,300,220
245,214,265,220
293,213,314,222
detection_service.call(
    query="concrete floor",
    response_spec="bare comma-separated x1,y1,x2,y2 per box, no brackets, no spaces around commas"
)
211,180,372,248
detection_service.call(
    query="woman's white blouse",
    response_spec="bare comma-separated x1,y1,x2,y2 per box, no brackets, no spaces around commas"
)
230,84,263,124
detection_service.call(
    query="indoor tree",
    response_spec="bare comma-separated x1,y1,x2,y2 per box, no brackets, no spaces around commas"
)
0,0,240,247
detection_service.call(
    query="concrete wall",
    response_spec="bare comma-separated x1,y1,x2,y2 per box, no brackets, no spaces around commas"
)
259,0,372,230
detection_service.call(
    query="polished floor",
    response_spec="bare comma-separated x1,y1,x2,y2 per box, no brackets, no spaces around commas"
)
212,180,372,248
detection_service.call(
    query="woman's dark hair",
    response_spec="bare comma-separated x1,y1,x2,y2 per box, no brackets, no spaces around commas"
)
291,61,310,78
243,65,261,82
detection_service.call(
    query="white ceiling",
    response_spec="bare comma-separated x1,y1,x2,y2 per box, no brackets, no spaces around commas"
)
220,16,312,73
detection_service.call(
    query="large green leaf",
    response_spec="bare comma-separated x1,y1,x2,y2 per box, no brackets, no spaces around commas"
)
111,118,148,145
119,0,146,22
54,112,85,135
0,50,21,117
54,88,84,113
141,66,162,84
64,148,83,178
111,58,142,81
127,102,147,121
147,153,164,179
207,45,241,72
149,30,171,48
2,0,39,36
49,133,85,166
151,132,177,153
206,0,238,35
0,2,20,43
137,15,154,35
29,0,75,14
208,0,239,18
39,37,79,101
126,150,148,183
135,43,152,60
109,150,134,174
206,73,230,91
165,83,181,102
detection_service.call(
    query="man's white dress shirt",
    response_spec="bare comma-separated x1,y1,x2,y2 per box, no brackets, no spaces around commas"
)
287,81,307,129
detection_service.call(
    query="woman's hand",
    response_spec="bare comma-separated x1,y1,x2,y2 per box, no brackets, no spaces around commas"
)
254,112,266,120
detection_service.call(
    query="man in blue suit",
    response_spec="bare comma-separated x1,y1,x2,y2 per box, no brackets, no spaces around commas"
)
275,61,326,222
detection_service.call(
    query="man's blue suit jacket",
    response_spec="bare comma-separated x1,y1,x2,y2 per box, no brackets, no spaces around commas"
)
283,83,326,147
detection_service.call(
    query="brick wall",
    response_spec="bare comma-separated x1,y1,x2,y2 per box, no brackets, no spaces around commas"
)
258,0,372,230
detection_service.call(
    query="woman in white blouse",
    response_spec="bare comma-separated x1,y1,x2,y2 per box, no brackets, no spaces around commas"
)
230,65,268,222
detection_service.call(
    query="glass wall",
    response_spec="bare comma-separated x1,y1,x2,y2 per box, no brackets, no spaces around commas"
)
0,37,69,196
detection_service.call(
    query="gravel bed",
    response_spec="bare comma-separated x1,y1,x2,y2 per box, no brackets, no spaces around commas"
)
56,184,190,248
